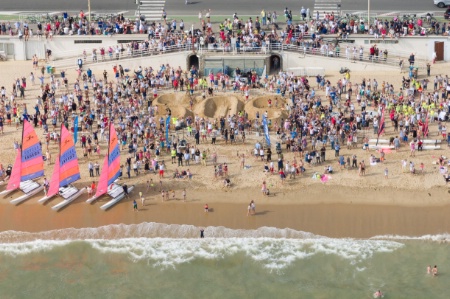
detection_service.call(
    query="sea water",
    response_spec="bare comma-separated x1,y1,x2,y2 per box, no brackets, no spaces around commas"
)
0,223,449,298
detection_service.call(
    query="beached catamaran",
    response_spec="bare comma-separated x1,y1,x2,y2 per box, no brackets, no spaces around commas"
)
37,124,86,210
86,122,133,210
0,120,44,203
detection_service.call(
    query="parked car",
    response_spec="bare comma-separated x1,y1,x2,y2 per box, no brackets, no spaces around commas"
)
434,0,450,8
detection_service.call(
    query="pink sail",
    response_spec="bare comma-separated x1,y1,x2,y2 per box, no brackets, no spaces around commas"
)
46,156,61,198
59,125,80,186
21,120,44,181
107,124,121,185
6,150,22,191
94,155,109,198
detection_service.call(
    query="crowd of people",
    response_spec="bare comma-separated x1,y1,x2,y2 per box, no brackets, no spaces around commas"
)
1,5,450,190
2,50,450,190
4,5,450,63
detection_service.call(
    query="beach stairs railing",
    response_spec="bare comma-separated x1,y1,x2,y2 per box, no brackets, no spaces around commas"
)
135,0,165,21
313,0,342,20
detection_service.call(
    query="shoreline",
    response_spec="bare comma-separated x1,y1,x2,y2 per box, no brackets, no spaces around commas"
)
1,185,450,239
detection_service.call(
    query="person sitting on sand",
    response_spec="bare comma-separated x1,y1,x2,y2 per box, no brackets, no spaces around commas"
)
444,173,450,184
173,168,181,179
223,178,231,189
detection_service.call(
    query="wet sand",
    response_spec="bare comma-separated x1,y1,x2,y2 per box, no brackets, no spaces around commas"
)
1,185,450,239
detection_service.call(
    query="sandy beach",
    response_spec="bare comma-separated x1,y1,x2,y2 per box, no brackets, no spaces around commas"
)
0,57,449,239
1,186,450,239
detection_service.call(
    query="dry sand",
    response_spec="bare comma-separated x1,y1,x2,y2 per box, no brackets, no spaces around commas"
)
0,59,449,238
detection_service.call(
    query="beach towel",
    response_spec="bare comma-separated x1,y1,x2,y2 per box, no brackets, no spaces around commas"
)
320,175,331,183
377,149,392,154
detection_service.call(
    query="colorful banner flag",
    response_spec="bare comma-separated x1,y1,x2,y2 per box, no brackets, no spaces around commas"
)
73,116,79,144
262,115,271,147
376,106,386,146
423,111,429,137
107,124,121,186
165,115,171,142
377,106,385,136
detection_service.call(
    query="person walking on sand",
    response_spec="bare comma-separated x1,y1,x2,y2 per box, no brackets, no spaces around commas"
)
240,153,245,169
261,181,268,195
384,167,388,179
251,200,256,215
182,188,186,202
204,203,209,212
133,199,138,211
46,150,51,165
139,191,145,206
159,161,165,178
247,202,252,216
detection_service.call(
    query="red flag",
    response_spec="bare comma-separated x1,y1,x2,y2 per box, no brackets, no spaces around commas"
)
423,111,429,137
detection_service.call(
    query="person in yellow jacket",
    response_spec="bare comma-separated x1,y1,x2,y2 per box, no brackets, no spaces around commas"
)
171,148,177,164
261,9,266,26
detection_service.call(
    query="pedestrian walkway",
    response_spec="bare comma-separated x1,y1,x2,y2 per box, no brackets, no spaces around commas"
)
135,0,165,21
313,0,342,20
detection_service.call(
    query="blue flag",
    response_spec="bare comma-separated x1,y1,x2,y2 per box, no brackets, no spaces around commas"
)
165,115,171,143
73,116,79,144
262,115,271,147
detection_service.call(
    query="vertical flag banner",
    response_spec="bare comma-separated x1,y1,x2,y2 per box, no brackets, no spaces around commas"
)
376,106,386,146
423,111,429,137
263,115,271,147
74,116,79,144
165,115,171,143
107,124,121,186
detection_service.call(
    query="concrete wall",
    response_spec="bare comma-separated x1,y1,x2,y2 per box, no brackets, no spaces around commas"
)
2,34,450,63
0,34,150,60
282,51,399,76
350,36,450,61
78,51,189,75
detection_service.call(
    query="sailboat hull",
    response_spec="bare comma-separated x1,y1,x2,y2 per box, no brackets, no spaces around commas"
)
10,185,44,205
0,189,14,197
100,185,134,210
38,193,55,204
86,195,99,204
51,187,87,211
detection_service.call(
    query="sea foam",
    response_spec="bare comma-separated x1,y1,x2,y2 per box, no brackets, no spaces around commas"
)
0,222,405,270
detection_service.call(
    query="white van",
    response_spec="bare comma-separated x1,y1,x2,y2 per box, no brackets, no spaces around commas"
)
435,0,450,8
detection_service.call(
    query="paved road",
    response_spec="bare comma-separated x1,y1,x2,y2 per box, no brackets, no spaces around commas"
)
0,0,443,15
